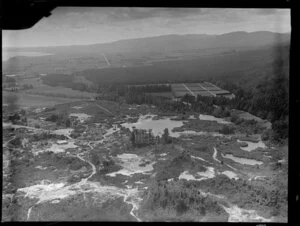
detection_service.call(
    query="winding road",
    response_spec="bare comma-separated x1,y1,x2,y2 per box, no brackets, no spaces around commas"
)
213,147,221,163
75,153,97,182
73,153,142,221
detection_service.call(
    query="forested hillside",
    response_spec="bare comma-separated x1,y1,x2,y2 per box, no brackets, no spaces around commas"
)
71,44,288,88
5,31,289,55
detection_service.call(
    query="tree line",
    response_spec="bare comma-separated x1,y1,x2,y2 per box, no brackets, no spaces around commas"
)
124,76,288,142
128,84,171,93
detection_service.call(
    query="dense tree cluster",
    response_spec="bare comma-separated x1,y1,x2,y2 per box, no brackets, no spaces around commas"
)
70,125,86,139
128,84,171,93
124,71,288,142
41,74,98,93
209,73,288,141
156,151,206,181
129,128,171,147
139,179,226,219
30,132,66,142
199,175,287,217
45,113,72,127
22,84,33,90
5,93,19,116
130,128,157,147
4,77,17,88
218,125,235,135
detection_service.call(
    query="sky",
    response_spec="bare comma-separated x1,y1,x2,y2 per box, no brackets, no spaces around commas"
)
2,7,291,48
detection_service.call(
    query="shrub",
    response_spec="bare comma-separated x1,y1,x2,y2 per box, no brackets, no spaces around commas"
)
270,206,280,216
9,137,22,147
34,123,40,128
195,146,209,152
200,206,206,216
67,175,80,183
272,120,288,140
45,114,59,122
160,199,168,209
65,118,71,128
176,200,189,215
212,107,230,118
70,132,81,139
230,114,239,123
261,129,271,141
219,125,235,135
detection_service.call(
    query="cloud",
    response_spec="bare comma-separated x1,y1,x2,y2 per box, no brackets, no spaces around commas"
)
45,8,290,34
2,7,290,47
52,7,204,23
48,8,290,30
97,8,203,22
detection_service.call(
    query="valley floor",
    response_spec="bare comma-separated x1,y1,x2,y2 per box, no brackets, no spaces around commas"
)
2,100,288,222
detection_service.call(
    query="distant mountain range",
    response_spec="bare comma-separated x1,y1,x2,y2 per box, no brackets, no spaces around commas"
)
5,31,290,55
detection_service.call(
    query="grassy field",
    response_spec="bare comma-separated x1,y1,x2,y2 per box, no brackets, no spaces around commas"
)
3,77,97,109
2,91,83,108
18,77,96,99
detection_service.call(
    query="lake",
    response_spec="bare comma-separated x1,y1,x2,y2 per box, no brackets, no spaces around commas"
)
121,114,225,138
121,114,184,137
237,139,267,152
2,51,54,61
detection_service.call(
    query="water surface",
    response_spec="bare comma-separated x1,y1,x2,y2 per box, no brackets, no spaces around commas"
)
2,51,54,61
237,139,267,152
121,114,184,137
222,153,263,165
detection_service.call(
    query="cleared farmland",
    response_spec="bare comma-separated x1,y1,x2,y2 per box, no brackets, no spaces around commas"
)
127,82,233,99
171,83,233,98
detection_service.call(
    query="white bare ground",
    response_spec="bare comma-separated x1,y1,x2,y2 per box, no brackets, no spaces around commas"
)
225,163,238,171
237,139,267,152
178,166,215,181
69,113,91,123
220,204,273,222
34,141,78,155
72,106,82,109
221,153,263,166
52,128,74,139
18,152,144,221
221,171,239,180
191,155,212,164
199,190,226,199
106,153,155,177
27,206,33,221
35,166,48,170
248,175,266,181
